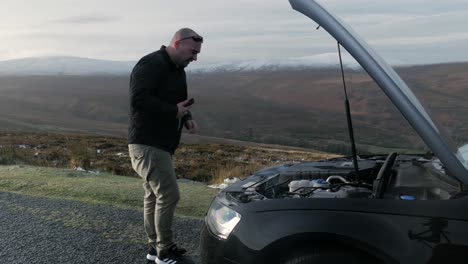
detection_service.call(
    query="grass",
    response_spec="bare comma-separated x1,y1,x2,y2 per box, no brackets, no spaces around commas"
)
0,165,219,218
0,131,334,182
209,161,264,184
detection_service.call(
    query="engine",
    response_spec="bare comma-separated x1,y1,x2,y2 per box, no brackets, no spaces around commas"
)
229,154,461,202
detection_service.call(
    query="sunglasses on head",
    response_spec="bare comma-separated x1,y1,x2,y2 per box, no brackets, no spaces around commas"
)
178,35,203,43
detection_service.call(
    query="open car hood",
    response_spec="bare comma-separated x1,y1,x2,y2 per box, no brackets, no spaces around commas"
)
289,0,468,184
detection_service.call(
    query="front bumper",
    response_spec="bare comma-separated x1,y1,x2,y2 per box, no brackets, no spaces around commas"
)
200,217,270,264
200,221,240,264
200,219,241,264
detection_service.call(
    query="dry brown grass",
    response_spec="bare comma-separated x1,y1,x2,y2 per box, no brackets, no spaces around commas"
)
209,161,265,184
0,131,335,183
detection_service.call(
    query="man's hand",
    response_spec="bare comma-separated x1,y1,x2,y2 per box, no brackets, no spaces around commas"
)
176,99,192,118
184,120,199,134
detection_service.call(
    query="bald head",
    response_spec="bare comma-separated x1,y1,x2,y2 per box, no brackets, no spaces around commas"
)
166,28,203,68
170,28,203,46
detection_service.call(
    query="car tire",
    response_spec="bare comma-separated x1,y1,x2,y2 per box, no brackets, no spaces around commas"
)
282,247,378,264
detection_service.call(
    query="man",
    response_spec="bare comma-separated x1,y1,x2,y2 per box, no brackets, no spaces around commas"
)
128,28,202,264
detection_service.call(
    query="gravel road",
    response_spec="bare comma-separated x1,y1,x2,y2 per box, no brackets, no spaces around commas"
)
0,192,202,264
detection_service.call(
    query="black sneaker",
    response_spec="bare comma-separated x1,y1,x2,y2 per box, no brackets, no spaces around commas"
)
146,245,157,263
156,245,193,264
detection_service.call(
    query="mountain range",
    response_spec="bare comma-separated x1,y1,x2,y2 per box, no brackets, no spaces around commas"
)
0,54,363,76
0,57,467,155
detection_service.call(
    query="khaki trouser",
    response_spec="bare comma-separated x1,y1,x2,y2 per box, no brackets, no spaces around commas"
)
128,144,180,254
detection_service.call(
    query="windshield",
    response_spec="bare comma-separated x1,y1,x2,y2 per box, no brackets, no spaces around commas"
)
458,144,468,169
290,0,468,182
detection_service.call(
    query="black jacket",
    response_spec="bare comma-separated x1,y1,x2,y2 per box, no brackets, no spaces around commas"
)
128,46,191,154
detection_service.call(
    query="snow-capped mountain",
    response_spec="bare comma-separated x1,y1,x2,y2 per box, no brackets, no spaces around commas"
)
188,52,361,73
0,53,364,76
0,56,135,76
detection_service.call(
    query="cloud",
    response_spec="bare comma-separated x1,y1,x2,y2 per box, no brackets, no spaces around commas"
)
318,0,468,15
371,32,468,46
1,0,467,65
54,14,120,24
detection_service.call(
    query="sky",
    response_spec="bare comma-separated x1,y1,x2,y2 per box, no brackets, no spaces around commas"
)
1,0,468,65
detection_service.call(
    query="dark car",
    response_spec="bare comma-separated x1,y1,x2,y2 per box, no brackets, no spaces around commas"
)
199,0,468,263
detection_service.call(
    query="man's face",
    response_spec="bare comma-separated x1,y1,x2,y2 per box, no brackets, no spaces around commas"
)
176,40,202,68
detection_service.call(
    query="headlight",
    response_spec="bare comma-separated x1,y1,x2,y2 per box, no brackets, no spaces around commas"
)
206,199,241,239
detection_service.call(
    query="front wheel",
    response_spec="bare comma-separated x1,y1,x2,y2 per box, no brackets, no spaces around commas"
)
282,248,380,264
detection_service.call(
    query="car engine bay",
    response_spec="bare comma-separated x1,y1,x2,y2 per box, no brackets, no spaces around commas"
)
229,153,462,203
